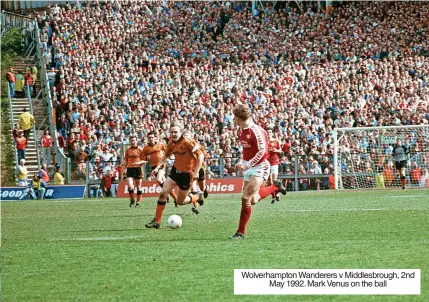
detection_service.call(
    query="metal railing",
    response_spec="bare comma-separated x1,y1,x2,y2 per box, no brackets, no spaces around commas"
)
43,67,71,182
6,83,19,172
1,10,35,36
26,85,41,170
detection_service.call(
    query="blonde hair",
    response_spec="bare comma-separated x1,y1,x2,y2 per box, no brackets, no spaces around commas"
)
233,104,252,121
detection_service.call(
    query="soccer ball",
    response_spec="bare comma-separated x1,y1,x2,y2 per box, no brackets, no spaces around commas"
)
167,215,182,229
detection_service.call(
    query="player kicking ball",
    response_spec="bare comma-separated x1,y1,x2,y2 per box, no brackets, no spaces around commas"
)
230,104,286,240
145,123,204,229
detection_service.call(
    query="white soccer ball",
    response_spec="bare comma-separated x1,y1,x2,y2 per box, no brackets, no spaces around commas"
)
167,215,182,229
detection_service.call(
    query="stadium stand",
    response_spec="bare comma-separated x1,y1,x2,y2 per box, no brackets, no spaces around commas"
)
7,1,429,189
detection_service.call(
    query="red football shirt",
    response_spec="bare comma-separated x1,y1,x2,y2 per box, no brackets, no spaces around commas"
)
267,140,280,165
239,123,269,167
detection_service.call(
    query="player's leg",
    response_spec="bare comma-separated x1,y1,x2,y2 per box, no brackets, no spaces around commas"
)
175,175,203,214
145,176,177,228
135,178,143,207
159,169,178,203
197,168,208,198
267,165,276,202
252,162,285,204
400,166,407,189
270,165,281,204
126,176,136,207
395,161,406,189
230,176,264,239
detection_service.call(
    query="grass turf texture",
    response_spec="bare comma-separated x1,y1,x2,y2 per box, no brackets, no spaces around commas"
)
2,190,428,302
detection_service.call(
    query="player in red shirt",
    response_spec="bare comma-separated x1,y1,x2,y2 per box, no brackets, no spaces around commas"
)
266,127,284,204
230,104,286,239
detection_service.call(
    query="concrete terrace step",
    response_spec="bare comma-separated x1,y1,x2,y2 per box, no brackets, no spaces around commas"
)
8,59,50,184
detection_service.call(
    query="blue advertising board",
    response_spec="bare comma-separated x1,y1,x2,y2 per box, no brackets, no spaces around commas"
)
0,185,86,201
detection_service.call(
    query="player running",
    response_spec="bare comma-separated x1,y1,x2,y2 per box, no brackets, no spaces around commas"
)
392,138,409,190
142,131,177,203
145,123,205,229
230,104,286,239
266,127,283,203
183,130,209,198
124,135,146,207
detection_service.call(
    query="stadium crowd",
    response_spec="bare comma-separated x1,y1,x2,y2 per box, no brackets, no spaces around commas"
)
27,1,429,188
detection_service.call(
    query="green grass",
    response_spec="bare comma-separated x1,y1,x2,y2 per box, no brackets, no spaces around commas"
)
2,190,429,301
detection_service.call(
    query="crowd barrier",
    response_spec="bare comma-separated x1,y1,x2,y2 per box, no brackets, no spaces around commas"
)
116,178,244,198
0,185,86,201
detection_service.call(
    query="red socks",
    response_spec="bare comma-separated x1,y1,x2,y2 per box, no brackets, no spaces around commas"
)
237,206,252,235
258,185,278,200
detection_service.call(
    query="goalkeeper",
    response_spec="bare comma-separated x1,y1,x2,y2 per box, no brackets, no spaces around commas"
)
392,139,409,190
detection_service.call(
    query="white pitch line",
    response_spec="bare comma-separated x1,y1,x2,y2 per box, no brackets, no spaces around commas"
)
56,235,145,241
285,208,386,212
389,195,429,198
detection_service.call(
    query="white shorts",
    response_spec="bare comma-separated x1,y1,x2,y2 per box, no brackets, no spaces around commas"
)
243,160,270,182
18,179,28,187
270,165,279,175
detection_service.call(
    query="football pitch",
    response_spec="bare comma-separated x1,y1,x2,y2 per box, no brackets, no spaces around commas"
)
1,190,428,301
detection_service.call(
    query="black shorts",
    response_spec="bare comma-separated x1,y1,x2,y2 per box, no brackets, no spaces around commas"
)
395,160,406,170
169,166,192,191
198,168,205,181
127,167,143,179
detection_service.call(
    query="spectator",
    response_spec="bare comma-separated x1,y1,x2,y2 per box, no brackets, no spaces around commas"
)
53,167,65,185
29,174,47,200
18,108,35,140
383,163,395,187
6,67,15,98
16,159,29,187
421,169,429,188
38,164,50,183
75,146,89,164
410,162,422,186
57,130,66,152
311,160,322,174
26,63,38,95
57,114,70,139
15,71,25,97
100,169,116,197
111,165,121,198
72,163,86,181
12,124,20,143
40,129,54,168
24,71,34,98
47,67,58,89
16,130,27,163
40,27,49,51
88,171,102,198
321,168,331,190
